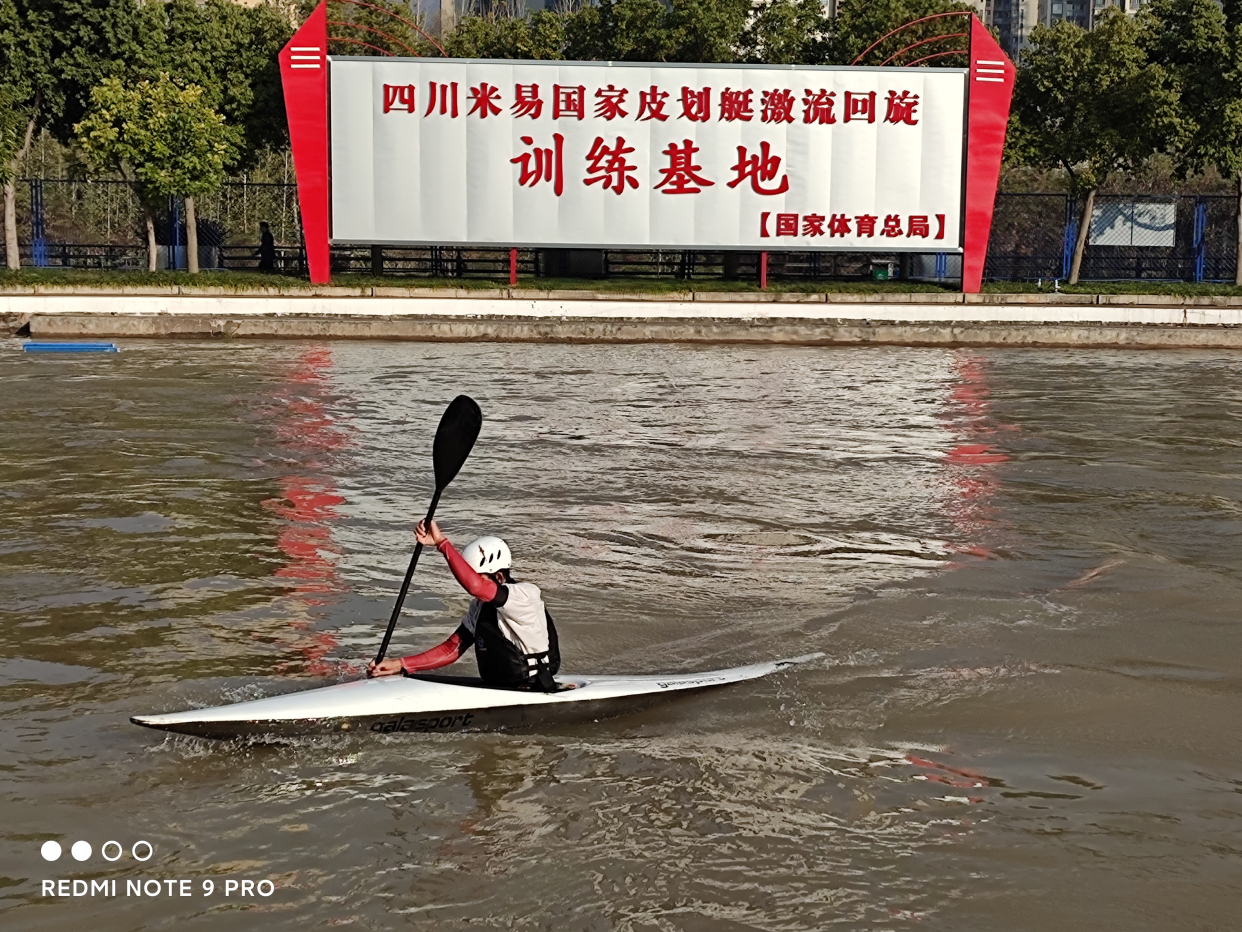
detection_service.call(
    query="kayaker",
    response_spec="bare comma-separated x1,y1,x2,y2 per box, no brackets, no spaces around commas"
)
366,519,561,691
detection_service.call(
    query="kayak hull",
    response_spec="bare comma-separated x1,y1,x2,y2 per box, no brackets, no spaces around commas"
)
138,691,705,741
130,654,823,740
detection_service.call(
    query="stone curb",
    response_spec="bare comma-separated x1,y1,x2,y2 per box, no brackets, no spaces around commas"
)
1,282,1240,308
14,313,1242,349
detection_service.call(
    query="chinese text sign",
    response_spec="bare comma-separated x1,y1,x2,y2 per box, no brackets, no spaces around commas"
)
330,59,966,251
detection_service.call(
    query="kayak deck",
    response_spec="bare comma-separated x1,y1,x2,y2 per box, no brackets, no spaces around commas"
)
130,653,823,740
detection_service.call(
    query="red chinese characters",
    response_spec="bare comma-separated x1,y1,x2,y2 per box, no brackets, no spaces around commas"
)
655,140,714,195
637,86,669,122
407,72,941,207
679,87,711,122
513,84,543,119
424,81,459,118
595,85,628,120
406,78,925,130
884,90,919,125
760,212,947,239
584,136,640,194
728,142,789,196
761,89,795,124
468,83,502,119
802,89,836,125
511,134,565,196
383,84,415,114
554,85,586,120
844,91,876,124
720,88,754,122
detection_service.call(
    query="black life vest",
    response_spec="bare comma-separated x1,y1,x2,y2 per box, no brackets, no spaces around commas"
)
473,604,560,692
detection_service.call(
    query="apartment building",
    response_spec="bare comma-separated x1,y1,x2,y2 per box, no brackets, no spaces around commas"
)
987,0,1142,56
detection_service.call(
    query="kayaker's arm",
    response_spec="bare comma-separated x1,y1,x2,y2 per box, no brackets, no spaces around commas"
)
368,623,474,677
437,539,503,602
418,519,506,603
399,625,473,674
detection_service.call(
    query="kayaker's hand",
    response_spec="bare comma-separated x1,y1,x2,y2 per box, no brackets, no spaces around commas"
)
367,659,403,678
415,519,447,547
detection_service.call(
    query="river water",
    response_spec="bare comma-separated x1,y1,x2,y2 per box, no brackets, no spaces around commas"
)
1,339,1239,931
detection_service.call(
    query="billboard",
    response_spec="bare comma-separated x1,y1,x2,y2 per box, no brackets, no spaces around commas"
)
279,4,1015,290
329,60,966,252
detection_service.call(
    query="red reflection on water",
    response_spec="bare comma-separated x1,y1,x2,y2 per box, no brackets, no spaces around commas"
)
905,754,992,789
260,346,350,676
941,352,1014,561
268,477,344,595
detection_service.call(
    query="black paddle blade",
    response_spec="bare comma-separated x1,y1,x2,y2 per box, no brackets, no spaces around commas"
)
432,395,482,490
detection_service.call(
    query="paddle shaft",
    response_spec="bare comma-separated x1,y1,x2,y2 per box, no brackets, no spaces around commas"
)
373,488,442,665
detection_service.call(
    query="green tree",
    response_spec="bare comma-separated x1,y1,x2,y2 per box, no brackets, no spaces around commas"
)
133,0,293,169
76,74,238,274
444,10,565,59
1012,10,1182,283
447,0,749,64
0,80,37,268
0,0,144,268
319,0,441,59
664,0,750,62
828,0,977,67
738,0,830,65
1143,0,1242,283
561,0,678,61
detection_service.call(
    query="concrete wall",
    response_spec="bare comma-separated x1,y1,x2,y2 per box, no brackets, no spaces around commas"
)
5,285,1242,348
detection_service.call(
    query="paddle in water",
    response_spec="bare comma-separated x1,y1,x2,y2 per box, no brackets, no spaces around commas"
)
373,394,483,665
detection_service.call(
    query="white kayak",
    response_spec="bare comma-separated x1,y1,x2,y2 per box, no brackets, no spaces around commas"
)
131,653,823,740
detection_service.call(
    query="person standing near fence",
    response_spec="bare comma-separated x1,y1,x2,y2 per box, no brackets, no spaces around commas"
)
257,221,276,272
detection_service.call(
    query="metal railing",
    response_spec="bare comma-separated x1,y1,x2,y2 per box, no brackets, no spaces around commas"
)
983,193,1239,283
6,179,1240,283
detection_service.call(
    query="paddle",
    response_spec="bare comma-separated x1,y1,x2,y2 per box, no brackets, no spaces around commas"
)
373,394,483,665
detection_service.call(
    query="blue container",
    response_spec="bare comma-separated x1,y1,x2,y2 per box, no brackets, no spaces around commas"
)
22,342,119,354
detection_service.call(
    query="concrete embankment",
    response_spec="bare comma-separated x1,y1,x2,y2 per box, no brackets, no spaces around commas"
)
5,285,1242,347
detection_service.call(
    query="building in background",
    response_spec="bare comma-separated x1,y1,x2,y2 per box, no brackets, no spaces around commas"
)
396,0,1142,56
986,0,1143,57
413,0,563,38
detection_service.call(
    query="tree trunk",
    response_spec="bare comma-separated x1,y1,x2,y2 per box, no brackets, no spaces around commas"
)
4,111,40,271
185,196,199,274
3,179,17,270
1235,170,1242,287
144,207,158,273
1069,187,1096,285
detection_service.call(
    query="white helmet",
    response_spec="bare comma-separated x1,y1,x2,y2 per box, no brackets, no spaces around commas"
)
462,536,511,574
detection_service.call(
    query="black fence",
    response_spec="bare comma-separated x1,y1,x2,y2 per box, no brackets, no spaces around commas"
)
6,179,1240,284
985,193,1239,282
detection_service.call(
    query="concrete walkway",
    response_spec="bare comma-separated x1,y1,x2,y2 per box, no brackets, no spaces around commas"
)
4,285,1242,347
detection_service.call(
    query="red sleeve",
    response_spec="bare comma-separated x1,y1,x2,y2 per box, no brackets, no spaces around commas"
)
399,632,467,674
437,539,499,602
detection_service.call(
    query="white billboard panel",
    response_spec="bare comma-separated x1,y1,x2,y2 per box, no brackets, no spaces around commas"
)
329,59,966,251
